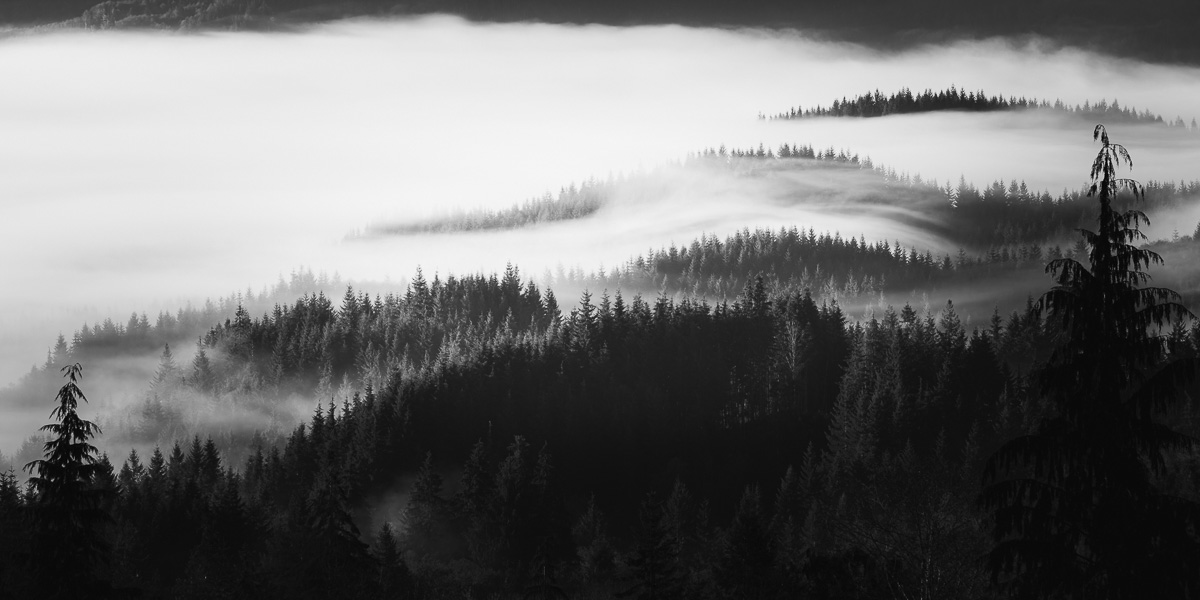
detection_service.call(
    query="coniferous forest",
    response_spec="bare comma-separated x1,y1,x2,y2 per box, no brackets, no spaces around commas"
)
1,120,1199,599
3,0,1200,594
765,86,1198,131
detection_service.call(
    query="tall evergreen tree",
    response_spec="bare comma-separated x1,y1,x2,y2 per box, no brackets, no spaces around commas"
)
620,492,683,600
982,126,1200,598
23,363,111,599
191,339,215,393
373,522,412,599
401,451,446,556
151,343,179,390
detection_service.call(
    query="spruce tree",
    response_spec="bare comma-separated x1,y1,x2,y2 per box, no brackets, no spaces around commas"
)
982,126,1200,598
373,522,412,598
0,466,32,596
191,339,214,392
402,451,445,556
620,492,683,600
151,343,179,390
23,363,111,599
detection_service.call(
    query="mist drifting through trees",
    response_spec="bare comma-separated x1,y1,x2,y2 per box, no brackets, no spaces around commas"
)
1,10,1200,600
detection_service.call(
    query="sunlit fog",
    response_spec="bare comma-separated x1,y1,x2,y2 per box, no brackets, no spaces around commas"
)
3,15,1200,389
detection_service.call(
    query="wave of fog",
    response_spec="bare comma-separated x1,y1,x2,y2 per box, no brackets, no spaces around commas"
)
4,16,1200,390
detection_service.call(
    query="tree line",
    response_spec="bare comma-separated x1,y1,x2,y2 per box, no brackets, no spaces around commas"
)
764,86,1196,130
372,143,1200,262
3,268,1197,597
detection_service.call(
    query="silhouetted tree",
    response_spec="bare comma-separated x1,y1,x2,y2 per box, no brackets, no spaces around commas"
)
373,522,412,599
24,363,112,599
983,125,1200,598
620,492,683,600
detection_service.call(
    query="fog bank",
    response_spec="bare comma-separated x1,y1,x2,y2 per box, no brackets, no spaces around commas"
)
3,16,1200,386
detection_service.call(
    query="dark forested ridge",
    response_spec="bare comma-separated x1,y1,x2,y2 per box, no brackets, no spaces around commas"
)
373,144,1200,261
766,87,1198,130
6,0,1200,67
2,266,1197,598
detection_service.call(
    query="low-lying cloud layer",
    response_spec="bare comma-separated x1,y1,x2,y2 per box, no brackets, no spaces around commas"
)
3,16,1200,389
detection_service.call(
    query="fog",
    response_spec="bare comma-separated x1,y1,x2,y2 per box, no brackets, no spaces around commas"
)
3,15,1200,394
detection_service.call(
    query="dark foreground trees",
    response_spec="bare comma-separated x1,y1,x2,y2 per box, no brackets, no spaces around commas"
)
2,127,1199,599
982,126,1200,598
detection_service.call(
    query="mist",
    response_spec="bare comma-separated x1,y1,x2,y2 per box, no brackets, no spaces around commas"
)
4,15,1200,391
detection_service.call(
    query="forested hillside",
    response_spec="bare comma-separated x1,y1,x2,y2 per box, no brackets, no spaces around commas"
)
6,0,1200,66
2,248,1198,597
375,144,1200,260
2,128,1199,598
3,266,1197,597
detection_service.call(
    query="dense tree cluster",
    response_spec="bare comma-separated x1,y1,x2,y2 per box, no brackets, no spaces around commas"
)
374,144,1200,267
7,0,1200,67
765,87,1193,129
0,268,345,409
368,179,608,236
2,272,1196,597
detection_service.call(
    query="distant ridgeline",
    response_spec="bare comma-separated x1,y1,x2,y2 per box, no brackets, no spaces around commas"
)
371,143,1200,253
765,87,1199,131
364,144,841,236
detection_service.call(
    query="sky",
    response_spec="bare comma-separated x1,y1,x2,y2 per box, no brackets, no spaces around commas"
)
1,15,1199,390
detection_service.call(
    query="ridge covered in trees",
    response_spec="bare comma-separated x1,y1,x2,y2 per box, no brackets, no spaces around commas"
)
2,262,1197,597
766,87,1199,130
6,0,1200,67
371,142,1200,264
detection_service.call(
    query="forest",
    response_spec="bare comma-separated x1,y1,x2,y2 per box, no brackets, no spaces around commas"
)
1,126,1199,599
5,0,1200,67
765,86,1196,129
373,145,1200,283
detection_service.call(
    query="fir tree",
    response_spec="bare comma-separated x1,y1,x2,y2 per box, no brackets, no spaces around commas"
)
191,339,214,393
373,522,412,598
23,363,111,599
982,126,1200,598
151,343,179,390
572,494,616,582
401,451,445,556
619,492,683,600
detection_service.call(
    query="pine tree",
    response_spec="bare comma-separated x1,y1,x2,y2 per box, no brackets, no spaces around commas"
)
373,522,412,598
717,485,774,598
191,339,214,393
0,466,32,596
982,126,1200,598
23,363,111,598
572,494,615,582
151,343,179,390
401,451,445,556
620,492,683,600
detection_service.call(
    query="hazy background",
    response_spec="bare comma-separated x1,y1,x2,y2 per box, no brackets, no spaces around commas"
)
3,15,1200,391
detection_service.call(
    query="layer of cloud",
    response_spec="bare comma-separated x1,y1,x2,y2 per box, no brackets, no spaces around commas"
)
2,16,1200,387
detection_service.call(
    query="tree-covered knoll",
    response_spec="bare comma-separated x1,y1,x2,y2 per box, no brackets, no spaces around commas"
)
371,144,1200,262
1,263,1195,598
7,0,1200,68
766,86,1197,130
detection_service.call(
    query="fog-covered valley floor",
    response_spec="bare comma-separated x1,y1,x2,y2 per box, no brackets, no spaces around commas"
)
2,15,1199,460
